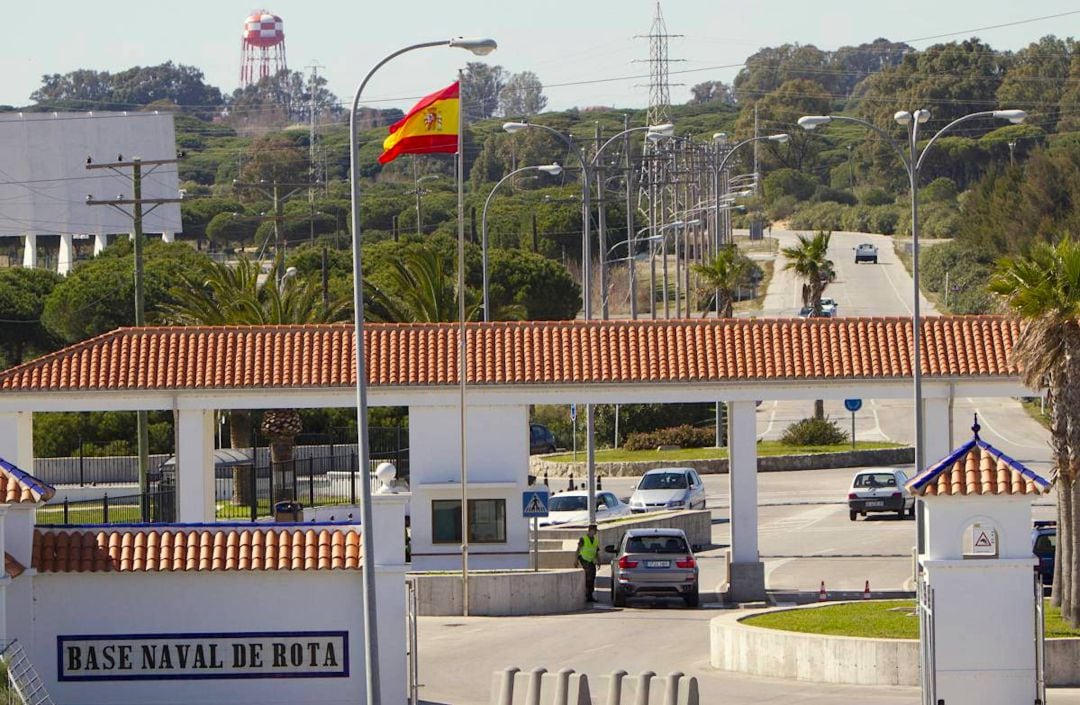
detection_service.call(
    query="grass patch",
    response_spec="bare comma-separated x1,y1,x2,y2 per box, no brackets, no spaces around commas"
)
743,599,1080,640
545,440,902,464
892,239,951,313
735,260,774,314
1021,398,1050,431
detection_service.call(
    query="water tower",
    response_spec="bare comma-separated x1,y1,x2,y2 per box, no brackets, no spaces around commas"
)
240,10,287,87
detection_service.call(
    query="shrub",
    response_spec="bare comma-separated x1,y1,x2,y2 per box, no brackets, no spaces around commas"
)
921,177,958,203
623,424,715,451
788,202,843,231
860,188,894,206
868,206,900,235
767,195,799,222
812,186,857,206
763,168,816,203
840,205,872,233
779,417,849,446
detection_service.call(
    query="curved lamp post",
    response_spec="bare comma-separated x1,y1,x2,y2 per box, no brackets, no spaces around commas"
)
711,133,789,252
796,107,1025,560
480,163,563,320
348,35,495,705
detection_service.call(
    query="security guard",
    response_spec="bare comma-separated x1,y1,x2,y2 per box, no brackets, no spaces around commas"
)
576,524,600,602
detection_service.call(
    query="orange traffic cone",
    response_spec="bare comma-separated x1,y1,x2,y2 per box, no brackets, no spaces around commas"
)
863,580,871,600
818,581,828,602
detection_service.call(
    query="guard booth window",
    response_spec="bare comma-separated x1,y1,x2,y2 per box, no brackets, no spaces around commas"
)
432,499,506,544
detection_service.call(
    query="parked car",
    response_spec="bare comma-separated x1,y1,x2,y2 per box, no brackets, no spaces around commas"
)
606,528,700,607
847,468,913,520
1033,520,1056,585
819,297,838,317
628,468,707,513
855,243,879,263
537,490,632,527
799,304,832,319
529,423,556,455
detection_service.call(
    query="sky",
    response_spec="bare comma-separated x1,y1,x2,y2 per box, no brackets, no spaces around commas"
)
2,1,1078,113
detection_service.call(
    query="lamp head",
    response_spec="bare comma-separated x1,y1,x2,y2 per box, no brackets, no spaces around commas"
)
647,123,675,137
713,132,728,142
894,111,913,126
993,109,1027,124
538,163,563,176
914,109,931,124
449,37,498,56
685,219,701,227
768,133,790,143
797,116,831,131
502,121,528,134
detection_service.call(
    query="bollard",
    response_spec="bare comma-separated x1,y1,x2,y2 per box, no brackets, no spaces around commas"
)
597,474,603,490
544,471,549,487
679,676,700,705
568,473,575,491
606,670,628,705
662,671,683,705
818,580,828,601
863,580,871,599
496,666,520,705
526,666,547,705
553,668,575,705
634,671,656,705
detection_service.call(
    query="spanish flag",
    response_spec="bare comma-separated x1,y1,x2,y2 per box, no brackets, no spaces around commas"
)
378,81,460,165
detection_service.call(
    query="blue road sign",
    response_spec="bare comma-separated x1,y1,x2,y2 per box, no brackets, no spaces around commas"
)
522,489,550,518
569,403,577,422
844,399,863,413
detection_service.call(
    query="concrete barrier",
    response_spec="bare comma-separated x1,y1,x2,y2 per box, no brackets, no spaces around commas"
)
710,603,1080,686
490,667,699,705
537,510,712,569
531,447,915,479
410,569,583,616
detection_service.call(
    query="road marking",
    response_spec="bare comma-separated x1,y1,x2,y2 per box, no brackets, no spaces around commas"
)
879,250,914,315
757,401,779,440
967,399,1049,451
869,399,890,442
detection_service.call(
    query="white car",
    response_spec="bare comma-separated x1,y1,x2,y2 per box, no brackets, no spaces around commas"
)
537,490,632,527
847,468,913,520
819,297,838,317
855,243,879,263
629,468,707,513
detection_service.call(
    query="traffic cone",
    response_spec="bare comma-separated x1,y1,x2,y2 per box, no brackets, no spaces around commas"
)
818,581,828,602
863,580,871,600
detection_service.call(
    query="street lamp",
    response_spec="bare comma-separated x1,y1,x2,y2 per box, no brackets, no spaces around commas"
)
796,106,1025,559
348,35,496,705
480,163,563,320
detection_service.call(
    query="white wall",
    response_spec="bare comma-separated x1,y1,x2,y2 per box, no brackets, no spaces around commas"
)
28,571,367,705
924,496,1033,561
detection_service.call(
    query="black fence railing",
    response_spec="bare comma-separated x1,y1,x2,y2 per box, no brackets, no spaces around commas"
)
36,490,175,526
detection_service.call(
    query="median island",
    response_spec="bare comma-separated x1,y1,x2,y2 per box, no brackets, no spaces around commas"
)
545,440,902,464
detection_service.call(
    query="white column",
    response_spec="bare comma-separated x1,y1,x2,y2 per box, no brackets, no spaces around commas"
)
93,233,108,255
176,408,215,523
57,233,74,275
922,395,952,472
21,234,37,268
370,494,408,705
161,231,175,243
0,412,33,472
0,504,9,648
725,400,765,601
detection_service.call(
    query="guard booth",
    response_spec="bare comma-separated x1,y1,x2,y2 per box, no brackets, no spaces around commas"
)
905,418,1051,705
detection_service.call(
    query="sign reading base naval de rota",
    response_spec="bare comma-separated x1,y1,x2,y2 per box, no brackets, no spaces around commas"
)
58,631,348,681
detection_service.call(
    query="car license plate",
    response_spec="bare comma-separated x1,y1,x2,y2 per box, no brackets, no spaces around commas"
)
646,560,670,568
866,500,884,507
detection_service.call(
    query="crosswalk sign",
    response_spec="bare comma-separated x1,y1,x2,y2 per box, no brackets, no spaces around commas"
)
522,489,550,517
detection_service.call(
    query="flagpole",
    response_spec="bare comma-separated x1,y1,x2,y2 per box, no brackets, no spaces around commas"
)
456,68,471,617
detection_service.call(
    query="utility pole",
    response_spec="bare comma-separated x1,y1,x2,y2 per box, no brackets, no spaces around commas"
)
306,62,325,241
87,156,182,522
753,103,760,196
595,122,609,320
233,178,311,276
624,114,638,319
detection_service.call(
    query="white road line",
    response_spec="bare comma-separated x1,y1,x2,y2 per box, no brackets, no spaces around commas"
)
880,249,914,316
870,399,890,441
758,401,779,440
968,399,1049,451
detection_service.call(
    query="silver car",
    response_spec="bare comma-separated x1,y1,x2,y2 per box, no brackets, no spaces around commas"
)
606,528,699,607
628,468,706,513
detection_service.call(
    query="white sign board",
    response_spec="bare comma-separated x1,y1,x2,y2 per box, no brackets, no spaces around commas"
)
0,111,182,236
969,524,998,556
58,631,348,681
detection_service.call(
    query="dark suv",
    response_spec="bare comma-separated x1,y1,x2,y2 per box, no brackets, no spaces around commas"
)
529,423,556,455
1033,520,1056,585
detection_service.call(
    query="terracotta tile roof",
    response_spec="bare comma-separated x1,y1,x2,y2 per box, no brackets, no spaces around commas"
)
0,457,55,504
31,526,362,573
0,317,1021,393
5,553,24,579
906,421,1052,497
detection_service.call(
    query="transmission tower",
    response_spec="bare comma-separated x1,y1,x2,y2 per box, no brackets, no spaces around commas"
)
634,2,683,125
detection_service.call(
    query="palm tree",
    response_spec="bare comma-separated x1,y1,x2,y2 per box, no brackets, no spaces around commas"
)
693,246,749,318
161,255,350,505
989,236,1080,625
782,231,835,418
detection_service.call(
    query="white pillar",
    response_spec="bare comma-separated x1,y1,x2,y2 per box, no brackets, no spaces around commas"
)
161,231,175,243
57,233,74,275
725,400,765,601
370,494,408,705
922,395,952,472
93,232,108,255
0,504,9,648
0,412,33,472
176,408,215,523
21,234,37,268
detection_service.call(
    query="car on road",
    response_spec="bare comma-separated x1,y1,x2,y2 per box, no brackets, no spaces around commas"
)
847,468,913,520
855,243,879,263
606,528,700,607
819,297,838,317
1033,520,1056,585
537,490,632,527
628,468,707,513
529,423,557,455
